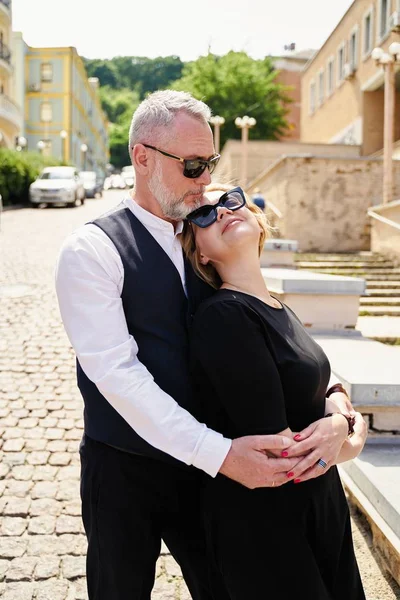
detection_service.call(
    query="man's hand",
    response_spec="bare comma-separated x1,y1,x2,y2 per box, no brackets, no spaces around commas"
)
218,435,300,489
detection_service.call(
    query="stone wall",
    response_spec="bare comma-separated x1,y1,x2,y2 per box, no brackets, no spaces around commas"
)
370,200,400,264
214,139,361,188
247,155,400,252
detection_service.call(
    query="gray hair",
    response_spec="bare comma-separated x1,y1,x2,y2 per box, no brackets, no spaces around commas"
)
128,90,212,153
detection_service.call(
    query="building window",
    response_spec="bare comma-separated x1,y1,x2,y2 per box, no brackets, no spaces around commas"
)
327,57,334,96
318,70,324,106
337,43,345,83
363,8,374,58
41,63,53,82
379,0,390,39
309,80,316,115
349,27,358,70
40,102,52,122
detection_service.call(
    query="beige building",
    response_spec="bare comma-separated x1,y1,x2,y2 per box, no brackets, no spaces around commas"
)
0,0,22,148
272,47,316,140
301,0,400,157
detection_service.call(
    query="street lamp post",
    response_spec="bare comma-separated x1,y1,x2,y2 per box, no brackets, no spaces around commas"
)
80,143,88,171
37,140,45,155
60,130,68,163
210,115,225,154
372,43,400,204
235,115,256,188
16,136,27,152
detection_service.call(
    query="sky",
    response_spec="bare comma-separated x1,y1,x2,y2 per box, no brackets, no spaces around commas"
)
11,0,355,61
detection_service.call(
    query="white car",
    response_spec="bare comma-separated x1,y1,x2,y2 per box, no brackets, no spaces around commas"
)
29,166,85,208
121,165,135,188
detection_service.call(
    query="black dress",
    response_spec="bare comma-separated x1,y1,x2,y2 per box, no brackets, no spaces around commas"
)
189,289,366,600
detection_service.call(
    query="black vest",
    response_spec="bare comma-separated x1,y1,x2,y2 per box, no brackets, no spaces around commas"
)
76,201,214,467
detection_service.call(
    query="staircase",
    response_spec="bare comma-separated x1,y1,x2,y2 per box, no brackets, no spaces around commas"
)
294,251,400,317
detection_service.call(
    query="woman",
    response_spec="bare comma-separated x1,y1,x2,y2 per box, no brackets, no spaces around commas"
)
181,183,367,599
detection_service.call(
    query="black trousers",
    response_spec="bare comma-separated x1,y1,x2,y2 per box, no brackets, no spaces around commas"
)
80,434,228,600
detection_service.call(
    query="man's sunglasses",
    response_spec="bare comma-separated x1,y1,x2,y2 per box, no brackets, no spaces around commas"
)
142,144,220,179
186,187,246,228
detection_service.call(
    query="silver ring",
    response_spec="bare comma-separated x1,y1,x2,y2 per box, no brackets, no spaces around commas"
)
317,459,327,469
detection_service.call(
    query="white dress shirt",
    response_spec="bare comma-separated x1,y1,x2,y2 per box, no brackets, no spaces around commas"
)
55,196,232,477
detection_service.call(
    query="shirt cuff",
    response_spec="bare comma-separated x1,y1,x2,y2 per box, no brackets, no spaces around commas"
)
191,430,232,478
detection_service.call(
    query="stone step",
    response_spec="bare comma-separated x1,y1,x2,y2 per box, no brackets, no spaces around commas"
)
300,268,400,276
367,281,400,289
362,274,400,281
296,252,386,262
296,261,395,269
359,306,400,316
360,297,400,306
339,440,400,587
364,289,400,297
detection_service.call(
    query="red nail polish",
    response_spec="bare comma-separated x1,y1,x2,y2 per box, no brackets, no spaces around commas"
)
294,434,301,440
281,451,288,457
294,479,301,484
287,472,294,478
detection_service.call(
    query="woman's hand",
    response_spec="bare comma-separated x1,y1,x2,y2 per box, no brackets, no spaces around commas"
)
280,414,349,483
335,412,368,464
325,392,355,417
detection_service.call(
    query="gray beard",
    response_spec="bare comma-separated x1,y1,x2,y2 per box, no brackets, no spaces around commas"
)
148,161,201,220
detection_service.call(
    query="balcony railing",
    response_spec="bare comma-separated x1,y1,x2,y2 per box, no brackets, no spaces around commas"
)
0,42,11,65
0,94,22,129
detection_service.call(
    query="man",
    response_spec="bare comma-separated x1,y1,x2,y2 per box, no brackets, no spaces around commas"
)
55,90,301,600
251,188,266,211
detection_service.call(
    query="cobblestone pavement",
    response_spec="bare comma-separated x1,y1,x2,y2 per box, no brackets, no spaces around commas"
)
0,191,399,600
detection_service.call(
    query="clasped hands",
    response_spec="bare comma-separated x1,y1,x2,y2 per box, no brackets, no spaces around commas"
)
220,406,366,490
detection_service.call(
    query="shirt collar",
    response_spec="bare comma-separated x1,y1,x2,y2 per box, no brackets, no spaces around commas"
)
125,196,184,236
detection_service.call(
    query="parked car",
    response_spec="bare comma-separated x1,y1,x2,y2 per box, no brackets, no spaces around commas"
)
121,165,135,188
79,170,103,198
29,166,85,208
104,173,126,190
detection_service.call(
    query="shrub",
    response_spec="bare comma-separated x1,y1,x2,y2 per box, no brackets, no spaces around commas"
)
0,149,62,207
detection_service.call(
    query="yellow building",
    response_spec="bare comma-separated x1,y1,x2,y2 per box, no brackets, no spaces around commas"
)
301,0,400,157
24,45,109,174
0,0,22,148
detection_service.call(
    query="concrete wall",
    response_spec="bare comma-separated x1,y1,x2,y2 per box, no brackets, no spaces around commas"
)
247,155,400,252
214,139,361,188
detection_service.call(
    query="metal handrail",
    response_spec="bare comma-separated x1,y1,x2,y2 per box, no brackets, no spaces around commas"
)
265,199,283,219
367,208,400,231
0,41,11,64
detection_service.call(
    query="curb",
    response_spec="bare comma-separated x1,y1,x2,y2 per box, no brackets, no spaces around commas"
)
339,466,400,586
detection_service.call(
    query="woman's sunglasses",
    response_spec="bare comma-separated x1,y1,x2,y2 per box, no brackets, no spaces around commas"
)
142,144,220,179
186,187,246,228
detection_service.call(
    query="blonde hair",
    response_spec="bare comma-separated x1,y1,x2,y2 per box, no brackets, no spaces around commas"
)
180,182,270,289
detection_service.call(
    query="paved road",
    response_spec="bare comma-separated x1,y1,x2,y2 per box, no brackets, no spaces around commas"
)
0,190,398,599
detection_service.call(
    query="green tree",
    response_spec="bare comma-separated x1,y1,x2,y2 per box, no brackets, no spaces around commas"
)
99,86,140,123
82,58,120,88
84,56,184,98
98,87,140,169
172,51,292,149
0,149,62,206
